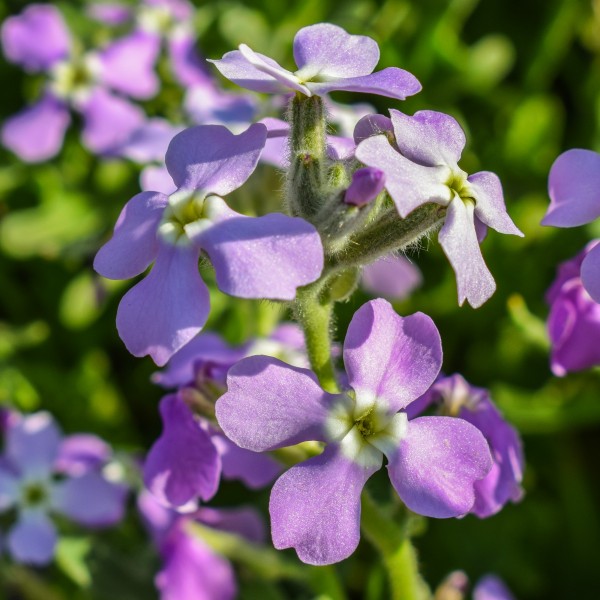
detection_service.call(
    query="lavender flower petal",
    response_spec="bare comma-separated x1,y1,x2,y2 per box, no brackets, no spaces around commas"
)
293,23,379,79
0,467,19,512
473,575,516,600
355,135,451,217
94,191,168,280
2,95,70,162
216,356,337,451
144,394,221,506
141,166,177,194
353,113,393,144
543,149,600,227
468,172,523,236
344,167,385,206
79,88,145,154
51,471,127,526
117,119,182,163
361,255,423,300
308,68,421,100
116,244,210,366
389,109,466,167
55,434,111,476
165,123,267,193
6,412,61,478
1,4,70,71
580,243,600,303
195,201,323,300
7,510,57,565
98,31,160,99
343,299,442,414
270,444,378,565
196,506,266,543
438,197,496,308
156,527,236,600
387,416,492,518
168,32,212,87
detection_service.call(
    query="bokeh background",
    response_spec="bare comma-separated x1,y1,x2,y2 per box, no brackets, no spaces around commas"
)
1,0,599,598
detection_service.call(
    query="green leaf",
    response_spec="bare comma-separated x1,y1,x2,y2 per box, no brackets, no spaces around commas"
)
55,537,92,588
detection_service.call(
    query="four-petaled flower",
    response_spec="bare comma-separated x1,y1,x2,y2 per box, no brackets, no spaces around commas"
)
216,299,493,565
94,123,324,365
210,23,421,100
355,110,523,307
0,411,127,565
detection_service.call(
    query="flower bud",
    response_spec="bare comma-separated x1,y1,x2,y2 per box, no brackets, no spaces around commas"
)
344,167,385,206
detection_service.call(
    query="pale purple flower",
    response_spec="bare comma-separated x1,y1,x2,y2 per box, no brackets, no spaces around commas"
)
546,242,600,376
408,374,524,518
94,124,324,365
143,392,281,508
355,110,523,307
216,299,492,565
361,254,423,300
138,490,265,600
0,4,155,161
542,149,600,304
90,0,210,88
0,412,126,565
473,575,516,600
209,23,421,100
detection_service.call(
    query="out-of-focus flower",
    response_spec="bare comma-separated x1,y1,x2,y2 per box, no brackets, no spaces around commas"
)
546,242,600,376
355,110,523,307
361,254,423,301
0,4,160,161
94,124,324,365
217,299,492,565
138,490,265,600
210,23,421,100
0,411,127,565
473,575,516,600
409,374,524,518
542,148,600,304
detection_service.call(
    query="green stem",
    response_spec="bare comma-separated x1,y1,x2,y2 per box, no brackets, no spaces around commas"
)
327,203,446,275
294,283,339,393
361,492,429,600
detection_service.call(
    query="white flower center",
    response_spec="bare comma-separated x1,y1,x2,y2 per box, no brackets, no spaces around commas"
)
325,391,408,468
446,168,475,205
49,54,101,103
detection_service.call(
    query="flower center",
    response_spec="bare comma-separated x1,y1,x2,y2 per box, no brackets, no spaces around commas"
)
158,190,208,246
139,5,175,34
50,54,100,102
446,169,475,204
326,392,408,467
21,482,49,508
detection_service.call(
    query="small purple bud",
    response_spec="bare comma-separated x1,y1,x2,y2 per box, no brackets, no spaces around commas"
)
344,167,385,206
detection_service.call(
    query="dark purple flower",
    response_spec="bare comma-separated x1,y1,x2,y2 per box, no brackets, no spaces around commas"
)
210,23,421,100
216,299,492,565
355,110,523,307
542,149,600,304
138,490,265,600
546,242,600,376
94,124,324,365
344,167,386,206
409,374,524,518
0,412,127,565
0,4,154,161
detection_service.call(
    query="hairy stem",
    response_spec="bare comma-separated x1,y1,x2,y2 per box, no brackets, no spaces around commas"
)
361,491,429,600
294,282,339,393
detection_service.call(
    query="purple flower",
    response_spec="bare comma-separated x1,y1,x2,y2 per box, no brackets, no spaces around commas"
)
209,23,421,100
94,123,324,365
344,167,386,206
0,412,126,565
542,148,600,304
473,575,516,600
355,110,523,307
361,254,423,301
152,323,308,389
409,374,524,518
144,392,281,509
216,299,492,565
546,242,600,376
138,490,265,600
0,4,155,161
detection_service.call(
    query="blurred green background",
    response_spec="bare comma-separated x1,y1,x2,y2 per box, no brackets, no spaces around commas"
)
1,0,600,598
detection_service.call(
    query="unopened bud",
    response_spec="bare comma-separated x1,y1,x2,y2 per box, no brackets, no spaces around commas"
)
344,167,385,206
